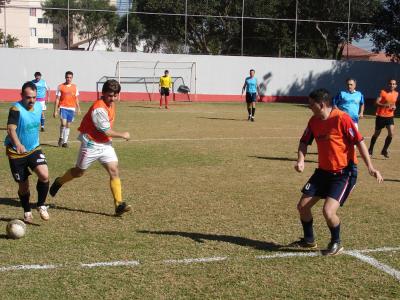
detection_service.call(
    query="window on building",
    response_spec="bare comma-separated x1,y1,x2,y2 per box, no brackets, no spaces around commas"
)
30,8,36,17
38,18,49,24
30,28,37,37
38,38,56,44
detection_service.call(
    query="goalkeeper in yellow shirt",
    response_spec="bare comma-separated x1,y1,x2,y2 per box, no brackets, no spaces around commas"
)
159,70,172,109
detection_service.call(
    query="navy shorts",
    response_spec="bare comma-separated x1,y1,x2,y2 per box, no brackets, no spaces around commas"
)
160,87,170,96
60,108,75,123
301,164,357,206
8,149,47,182
375,116,394,130
246,92,257,103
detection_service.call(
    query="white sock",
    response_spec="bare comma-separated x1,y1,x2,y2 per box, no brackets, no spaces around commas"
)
64,128,70,143
60,126,65,141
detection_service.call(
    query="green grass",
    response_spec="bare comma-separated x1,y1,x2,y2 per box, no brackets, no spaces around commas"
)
0,101,399,299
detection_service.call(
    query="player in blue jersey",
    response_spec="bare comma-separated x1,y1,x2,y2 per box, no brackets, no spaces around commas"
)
32,72,49,132
241,69,260,122
333,78,365,128
5,82,50,223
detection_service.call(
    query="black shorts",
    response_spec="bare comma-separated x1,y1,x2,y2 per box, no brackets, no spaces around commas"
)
246,92,257,103
8,149,47,182
301,164,357,206
160,87,170,96
375,116,394,130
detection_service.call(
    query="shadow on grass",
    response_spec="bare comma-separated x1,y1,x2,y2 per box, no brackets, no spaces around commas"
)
40,143,59,148
128,105,156,109
0,198,20,208
0,217,40,227
48,204,115,217
137,230,318,253
197,117,244,122
249,155,318,163
384,178,400,183
0,234,8,239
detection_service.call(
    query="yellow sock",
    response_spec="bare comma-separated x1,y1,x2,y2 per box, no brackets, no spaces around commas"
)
110,178,122,207
58,169,75,185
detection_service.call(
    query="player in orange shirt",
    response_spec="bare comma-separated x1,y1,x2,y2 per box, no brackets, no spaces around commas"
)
53,71,81,148
291,89,383,256
49,80,132,216
368,79,398,158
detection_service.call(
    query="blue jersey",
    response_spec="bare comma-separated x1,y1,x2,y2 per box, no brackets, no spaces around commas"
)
32,79,48,99
4,101,42,151
333,90,364,122
245,76,258,94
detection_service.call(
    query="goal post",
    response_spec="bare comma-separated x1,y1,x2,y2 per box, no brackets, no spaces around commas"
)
114,60,197,101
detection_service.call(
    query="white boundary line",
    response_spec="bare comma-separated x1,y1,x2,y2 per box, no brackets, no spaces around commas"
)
81,260,140,268
346,251,400,281
0,264,59,272
164,256,227,264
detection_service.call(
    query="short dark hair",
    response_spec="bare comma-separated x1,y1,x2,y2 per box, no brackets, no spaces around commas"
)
164,70,169,73
388,78,397,83
65,71,73,77
34,71,41,77
309,88,331,104
102,79,121,94
250,69,255,72
346,78,356,83
21,81,37,93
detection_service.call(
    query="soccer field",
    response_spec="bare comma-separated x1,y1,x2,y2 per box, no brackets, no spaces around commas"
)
0,101,399,299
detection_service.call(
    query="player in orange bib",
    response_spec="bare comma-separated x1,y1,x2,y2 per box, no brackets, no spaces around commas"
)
53,71,81,148
291,89,383,256
49,80,132,216
368,79,398,158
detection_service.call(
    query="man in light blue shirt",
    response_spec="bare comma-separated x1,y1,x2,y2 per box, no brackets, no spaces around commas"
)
32,71,49,132
333,78,365,128
241,69,260,122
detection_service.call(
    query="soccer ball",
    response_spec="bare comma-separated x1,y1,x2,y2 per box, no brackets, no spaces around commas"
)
6,219,26,239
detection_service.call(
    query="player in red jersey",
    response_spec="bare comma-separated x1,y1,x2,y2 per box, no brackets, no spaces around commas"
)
291,89,383,256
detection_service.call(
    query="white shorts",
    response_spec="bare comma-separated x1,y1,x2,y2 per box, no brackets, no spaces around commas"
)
37,100,47,111
76,143,118,170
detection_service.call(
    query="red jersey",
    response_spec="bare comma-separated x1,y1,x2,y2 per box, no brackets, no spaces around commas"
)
376,89,398,117
78,100,115,143
300,109,363,172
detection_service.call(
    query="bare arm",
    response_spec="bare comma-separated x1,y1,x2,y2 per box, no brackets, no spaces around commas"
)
104,128,130,140
359,104,365,118
242,81,247,95
53,96,60,117
7,124,26,154
295,142,308,172
375,96,388,107
356,140,383,182
76,96,81,114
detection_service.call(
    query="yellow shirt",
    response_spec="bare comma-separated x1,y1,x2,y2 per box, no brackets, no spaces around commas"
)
159,75,172,88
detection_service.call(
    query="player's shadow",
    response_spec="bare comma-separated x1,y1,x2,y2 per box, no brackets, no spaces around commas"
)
384,178,400,182
249,155,318,163
0,197,20,208
40,143,59,148
138,230,283,251
197,117,244,122
48,204,115,217
0,217,40,227
128,105,155,109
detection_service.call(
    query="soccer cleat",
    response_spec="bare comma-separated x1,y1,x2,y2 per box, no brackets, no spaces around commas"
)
251,116,255,122
115,202,132,216
165,106,169,109
248,115,251,121
322,242,344,256
368,148,373,156
23,211,33,224
41,127,45,132
288,238,318,249
62,143,69,148
37,205,50,221
381,150,389,158
49,178,62,197
58,138,63,147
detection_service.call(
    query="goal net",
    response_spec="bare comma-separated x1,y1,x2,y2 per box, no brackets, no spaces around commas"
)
111,60,197,101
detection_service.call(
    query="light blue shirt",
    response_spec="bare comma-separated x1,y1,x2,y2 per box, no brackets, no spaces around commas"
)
32,79,48,99
333,90,364,122
245,76,258,94
4,101,42,151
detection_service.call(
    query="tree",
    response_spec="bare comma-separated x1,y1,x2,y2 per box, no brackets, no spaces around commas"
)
115,14,142,52
0,28,19,47
371,0,400,62
42,0,119,50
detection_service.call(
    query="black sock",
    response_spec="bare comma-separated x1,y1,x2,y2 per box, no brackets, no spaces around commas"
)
329,223,341,244
18,191,31,212
247,107,251,115
369,135,378,152
251,107,255,117
301,219,314,243
382,136,392,153
36,180,49,207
